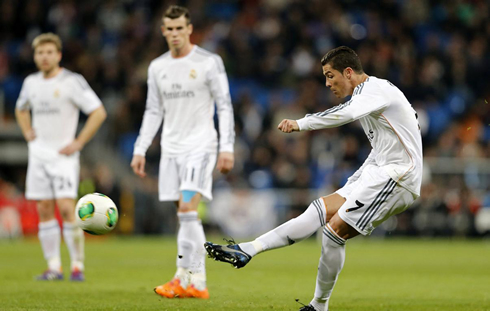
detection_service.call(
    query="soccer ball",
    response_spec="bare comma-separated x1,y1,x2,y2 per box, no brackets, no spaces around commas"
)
75,193,118,235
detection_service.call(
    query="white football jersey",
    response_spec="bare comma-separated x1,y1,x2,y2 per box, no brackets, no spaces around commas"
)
133,45,235,157
16,69,102,161
297,76,423,195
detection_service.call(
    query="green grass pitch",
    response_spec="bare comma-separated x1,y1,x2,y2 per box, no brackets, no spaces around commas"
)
0,236,489,310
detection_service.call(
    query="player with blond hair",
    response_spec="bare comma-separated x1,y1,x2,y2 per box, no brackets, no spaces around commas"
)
131,5,235,299
16,33,107,281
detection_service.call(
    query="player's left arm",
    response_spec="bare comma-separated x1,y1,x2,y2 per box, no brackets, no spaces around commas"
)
208,55,235,174
60,75,107,155
59,106,107,155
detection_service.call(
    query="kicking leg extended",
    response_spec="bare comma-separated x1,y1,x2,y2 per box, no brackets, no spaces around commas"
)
205,194,346,268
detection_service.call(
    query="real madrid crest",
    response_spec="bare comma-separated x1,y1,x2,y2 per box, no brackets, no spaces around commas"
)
54,89,60,98
189,69,197,79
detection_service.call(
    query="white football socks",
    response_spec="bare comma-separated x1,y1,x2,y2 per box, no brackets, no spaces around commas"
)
310,223,346,311
63,222,85,271
176,211,207,289
38,219,61,272
239,199,327,257
189,220,207,290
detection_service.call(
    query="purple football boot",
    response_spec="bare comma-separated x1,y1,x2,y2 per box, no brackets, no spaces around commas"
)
70,269,85,282
35,270,64,281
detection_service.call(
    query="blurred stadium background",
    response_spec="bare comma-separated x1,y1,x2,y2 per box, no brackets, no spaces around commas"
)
1,0,490,240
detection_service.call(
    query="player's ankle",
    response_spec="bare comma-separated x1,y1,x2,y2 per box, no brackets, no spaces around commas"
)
71,261,84,271
174,267,190,287
239,240,264,257
48,257,62,272
190,272,206,291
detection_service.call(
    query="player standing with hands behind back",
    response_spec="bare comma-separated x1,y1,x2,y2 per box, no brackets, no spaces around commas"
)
16,33,107,281
131,5,235,299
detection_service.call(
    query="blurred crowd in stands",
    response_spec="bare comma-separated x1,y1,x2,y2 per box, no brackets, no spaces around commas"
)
1,0,490,237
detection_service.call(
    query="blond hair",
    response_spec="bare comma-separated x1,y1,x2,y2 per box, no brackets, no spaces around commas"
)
32,33,62,51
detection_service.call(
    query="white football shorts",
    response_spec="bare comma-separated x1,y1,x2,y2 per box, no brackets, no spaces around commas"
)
336,164,418,236
158,151,217,202
26,154,80,200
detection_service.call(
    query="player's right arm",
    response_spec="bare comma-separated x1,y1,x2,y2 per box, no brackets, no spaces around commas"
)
131,63,164,178
15,78,36,141
277,119,299,133
15,109,36,141
295,82,387,132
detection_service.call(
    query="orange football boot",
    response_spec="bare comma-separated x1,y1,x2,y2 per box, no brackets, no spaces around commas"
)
186,284,209,299
154,278,190,298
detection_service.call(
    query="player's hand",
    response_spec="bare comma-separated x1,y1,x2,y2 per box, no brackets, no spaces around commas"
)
131,155,146,178
59,140,83,155
216,152,234,174
277,119,299,133
24,129,36,141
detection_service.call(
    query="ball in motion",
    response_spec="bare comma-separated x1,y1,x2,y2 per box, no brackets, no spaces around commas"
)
75,193,118,235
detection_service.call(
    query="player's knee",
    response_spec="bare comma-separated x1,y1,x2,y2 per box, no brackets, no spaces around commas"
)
327,215,359,240
37,200,55,219
57,200,76,221
321,193,346,222
178,190,199,213
178,202,197,213
59,208,75,221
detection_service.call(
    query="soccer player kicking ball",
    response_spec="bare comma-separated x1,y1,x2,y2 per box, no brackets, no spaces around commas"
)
205,46,423,311
16,33,107,281
131,5,235,299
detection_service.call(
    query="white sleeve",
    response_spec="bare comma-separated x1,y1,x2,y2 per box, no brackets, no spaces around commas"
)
70,74,103,114
16,78,31,110
344,150,377,187
296,82,388,131
133,64,164,156
207,55,235,153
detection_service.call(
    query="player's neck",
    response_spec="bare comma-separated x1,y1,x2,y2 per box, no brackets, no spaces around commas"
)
351,73,369,90
42,66,62,79
171,43,194,58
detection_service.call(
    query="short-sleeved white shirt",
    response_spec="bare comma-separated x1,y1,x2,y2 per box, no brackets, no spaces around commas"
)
16,68,102,161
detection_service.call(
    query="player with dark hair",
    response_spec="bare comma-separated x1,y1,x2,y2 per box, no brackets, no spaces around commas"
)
205,46,422,311
131,5,235,299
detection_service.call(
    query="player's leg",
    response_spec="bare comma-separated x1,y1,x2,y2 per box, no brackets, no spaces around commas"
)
175,152,216,298
36,199,63,280
176,191,209,298
308,214,357,311
26,157,63,280
57,198,85,281
154,156,203,298
51,157,84,281
308,167,416,311
244,193,346,255
204,193,346,268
